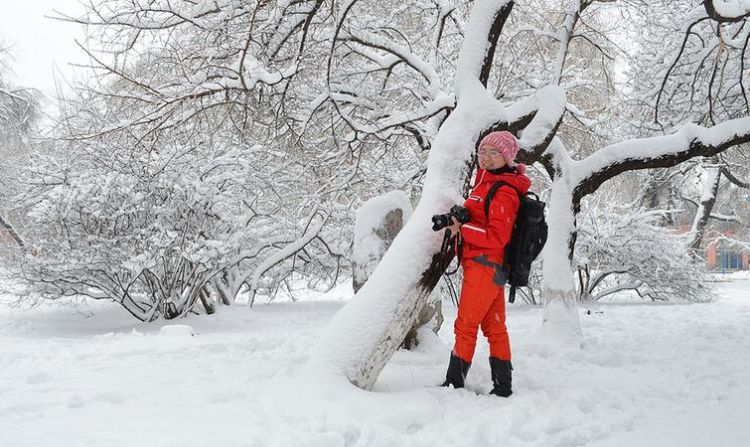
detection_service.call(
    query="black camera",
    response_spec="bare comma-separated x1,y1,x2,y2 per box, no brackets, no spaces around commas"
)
431,205,470,231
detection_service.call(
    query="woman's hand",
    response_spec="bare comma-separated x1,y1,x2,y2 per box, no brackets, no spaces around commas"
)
447,216,462,234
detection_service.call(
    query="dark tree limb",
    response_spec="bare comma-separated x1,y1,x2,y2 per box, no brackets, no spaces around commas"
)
479,1,515,87
721,166,750,187
0,215,24,248
654,17,712,126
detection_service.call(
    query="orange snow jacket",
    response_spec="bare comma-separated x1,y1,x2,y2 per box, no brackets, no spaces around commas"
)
459,167,531,265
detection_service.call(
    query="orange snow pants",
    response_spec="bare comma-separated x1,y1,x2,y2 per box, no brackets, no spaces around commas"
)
453,257,511,363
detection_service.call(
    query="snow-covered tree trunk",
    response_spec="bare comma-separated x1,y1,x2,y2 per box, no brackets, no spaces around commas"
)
687,162,722,251
534,0,585,340
539,141,582,341
309,0,517,390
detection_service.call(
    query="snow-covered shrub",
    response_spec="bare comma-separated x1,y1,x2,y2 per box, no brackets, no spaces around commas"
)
15,140,260,320
575,202,712,302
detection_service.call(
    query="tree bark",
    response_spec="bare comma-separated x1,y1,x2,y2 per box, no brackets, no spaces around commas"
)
687,163,721,251
0,214,24,247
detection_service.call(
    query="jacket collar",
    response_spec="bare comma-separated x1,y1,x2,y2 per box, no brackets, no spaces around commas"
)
488,166,516,175
474,167,532,195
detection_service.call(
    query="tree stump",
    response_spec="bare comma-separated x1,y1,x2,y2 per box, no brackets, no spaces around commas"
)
351,191,442,349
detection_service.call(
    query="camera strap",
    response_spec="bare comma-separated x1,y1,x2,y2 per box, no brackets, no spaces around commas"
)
442,230,461,276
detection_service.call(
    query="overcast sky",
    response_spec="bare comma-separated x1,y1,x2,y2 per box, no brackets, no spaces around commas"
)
0,0,87,96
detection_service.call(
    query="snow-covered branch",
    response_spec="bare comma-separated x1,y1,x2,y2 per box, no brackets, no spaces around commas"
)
577,203,712,303
455,0,513,93
244,211,328,305
721,167,750,188
552,1,581,86
341,30,442,97
705,0,750,23
515,86,567,160
574,117,750,202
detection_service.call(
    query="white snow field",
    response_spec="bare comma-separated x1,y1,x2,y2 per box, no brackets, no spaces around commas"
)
1,273,749,447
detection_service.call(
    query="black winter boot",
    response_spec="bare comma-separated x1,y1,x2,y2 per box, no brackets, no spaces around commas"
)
441,352,471,388
489,357,513,397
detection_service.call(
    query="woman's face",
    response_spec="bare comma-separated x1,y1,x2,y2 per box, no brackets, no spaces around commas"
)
478,145,507,170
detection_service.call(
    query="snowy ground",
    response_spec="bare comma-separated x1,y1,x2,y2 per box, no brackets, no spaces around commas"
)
1,272,749,447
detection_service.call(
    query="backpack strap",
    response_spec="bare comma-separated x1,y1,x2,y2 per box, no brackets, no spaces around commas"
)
484,181,521,220
508,285,517,304
484,181,523,304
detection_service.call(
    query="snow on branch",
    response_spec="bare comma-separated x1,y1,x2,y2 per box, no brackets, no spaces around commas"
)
429,0,457,67
705,0,750,22
709,213,743,223
341,30,441,96
710,234,750,251
454,0,513,95
576,204,712,303
679,192,742,223
574,117,750,201
687,165,721,249
245,210,328,304
508,25,561,43
551,1,581,86
321,94,455,137
516,86,567,159
721,167,750,188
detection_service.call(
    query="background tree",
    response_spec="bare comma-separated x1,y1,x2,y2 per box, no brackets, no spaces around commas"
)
0,41,38,248
576,197,711,302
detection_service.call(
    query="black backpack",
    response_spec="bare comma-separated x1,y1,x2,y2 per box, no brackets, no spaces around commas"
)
484,181,548,303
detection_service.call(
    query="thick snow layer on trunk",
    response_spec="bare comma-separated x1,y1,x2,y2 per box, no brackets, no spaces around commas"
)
541,141,577,295
540,140,582,340
308,0,512,389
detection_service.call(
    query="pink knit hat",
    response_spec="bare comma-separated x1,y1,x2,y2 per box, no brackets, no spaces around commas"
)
479,131,526,175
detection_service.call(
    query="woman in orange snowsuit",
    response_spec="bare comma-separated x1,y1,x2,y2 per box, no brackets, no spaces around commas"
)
441,131,530,397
